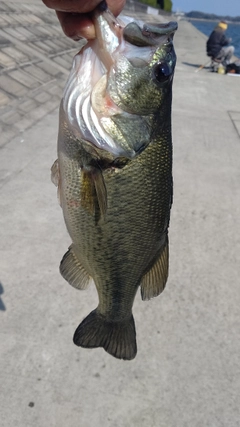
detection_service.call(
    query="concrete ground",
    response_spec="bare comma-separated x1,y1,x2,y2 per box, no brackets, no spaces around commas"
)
1,2,240,427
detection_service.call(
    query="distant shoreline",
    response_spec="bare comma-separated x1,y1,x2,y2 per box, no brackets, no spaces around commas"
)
184,17,240,25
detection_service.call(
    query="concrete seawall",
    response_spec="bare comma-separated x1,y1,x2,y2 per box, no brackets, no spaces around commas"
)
1,2,240,427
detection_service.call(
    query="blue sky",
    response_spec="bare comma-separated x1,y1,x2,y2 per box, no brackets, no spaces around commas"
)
173,0,240,17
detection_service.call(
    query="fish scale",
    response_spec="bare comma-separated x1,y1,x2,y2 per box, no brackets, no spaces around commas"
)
52,3,177,360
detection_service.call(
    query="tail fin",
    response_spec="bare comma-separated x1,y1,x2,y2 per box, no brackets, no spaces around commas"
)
73,309,137,360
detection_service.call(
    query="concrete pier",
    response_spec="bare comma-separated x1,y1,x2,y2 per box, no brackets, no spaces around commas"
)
1,2,240,426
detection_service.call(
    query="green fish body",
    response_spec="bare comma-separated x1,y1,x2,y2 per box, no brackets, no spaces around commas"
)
52,4,177,360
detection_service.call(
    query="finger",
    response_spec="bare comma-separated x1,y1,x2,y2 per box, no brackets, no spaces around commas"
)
54,1,127,41
43,0,126,15
56,11,96,40
107,0,126,16
42,0,101,13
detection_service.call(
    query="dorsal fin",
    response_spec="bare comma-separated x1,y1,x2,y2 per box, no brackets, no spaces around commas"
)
51,159,62,207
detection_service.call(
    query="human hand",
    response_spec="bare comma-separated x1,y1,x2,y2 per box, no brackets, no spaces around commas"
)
42,0,126,40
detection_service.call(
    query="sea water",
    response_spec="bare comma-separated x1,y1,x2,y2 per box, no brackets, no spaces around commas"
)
190,20,240,58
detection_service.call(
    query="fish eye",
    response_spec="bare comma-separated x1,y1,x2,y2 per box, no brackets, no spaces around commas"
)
153,62,172,83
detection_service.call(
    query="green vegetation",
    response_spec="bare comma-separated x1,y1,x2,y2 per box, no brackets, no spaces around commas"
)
138,0,158,7
138,0,172,13
164,0,172,12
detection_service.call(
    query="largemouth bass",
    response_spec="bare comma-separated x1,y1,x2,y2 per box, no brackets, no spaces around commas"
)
52,1,177,360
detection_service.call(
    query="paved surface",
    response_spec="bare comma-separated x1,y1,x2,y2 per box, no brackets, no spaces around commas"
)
1,2,240,427
0,0,78,147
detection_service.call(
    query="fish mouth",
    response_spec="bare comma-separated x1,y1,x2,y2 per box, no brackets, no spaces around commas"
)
123,21,178,47
62,6,177,158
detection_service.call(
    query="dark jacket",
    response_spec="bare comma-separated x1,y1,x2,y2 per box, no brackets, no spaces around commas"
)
206,29,230,58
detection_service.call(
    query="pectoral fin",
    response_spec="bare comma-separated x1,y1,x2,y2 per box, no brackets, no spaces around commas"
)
60,245,91,290
81,166,107,218
140,240,169,301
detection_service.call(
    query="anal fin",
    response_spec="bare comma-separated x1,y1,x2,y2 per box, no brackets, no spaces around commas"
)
60,245,91,290
140,239,169,301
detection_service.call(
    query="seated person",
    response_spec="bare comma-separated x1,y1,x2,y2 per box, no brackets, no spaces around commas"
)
206,21,234,66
